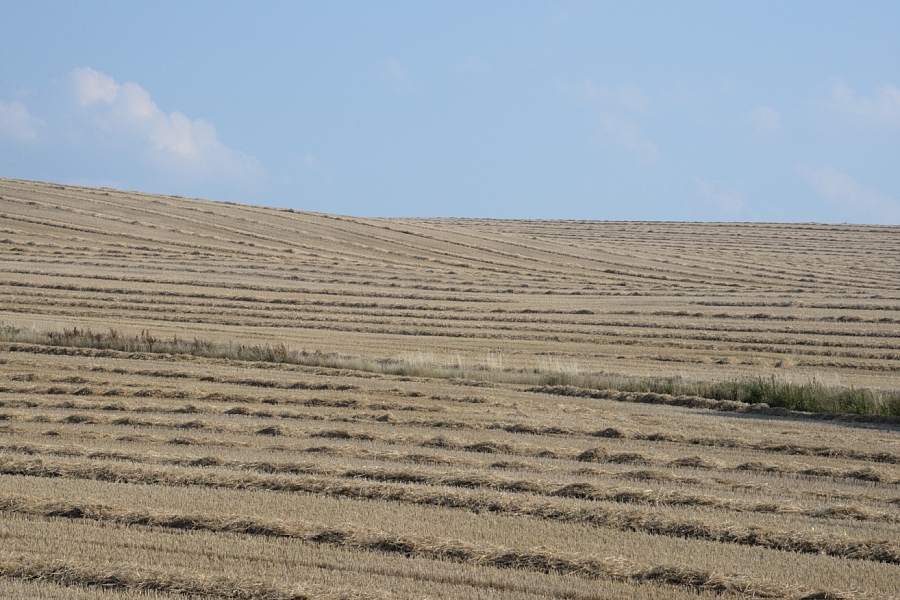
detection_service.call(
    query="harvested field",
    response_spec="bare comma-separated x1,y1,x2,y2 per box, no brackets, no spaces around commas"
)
0,176,898,598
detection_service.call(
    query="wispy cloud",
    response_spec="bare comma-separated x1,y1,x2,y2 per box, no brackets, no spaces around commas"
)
798,164,900,224
0,67,264,190
381,60,415,93
0,99,44,144
453,55,493,77
560,79,658,166
567,80,650,112
747,105,781,137
826,78,900,128
599,113,658,166
691,177,744,218
298,153,333,179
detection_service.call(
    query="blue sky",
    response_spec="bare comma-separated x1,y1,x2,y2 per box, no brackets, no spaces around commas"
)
1,2,899,222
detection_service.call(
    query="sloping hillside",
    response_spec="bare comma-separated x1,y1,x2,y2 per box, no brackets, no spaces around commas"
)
1,177,899,599
2,177,899,389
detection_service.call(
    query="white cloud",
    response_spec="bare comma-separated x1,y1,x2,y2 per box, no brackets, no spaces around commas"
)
747,105,781,137
599,112,659,167
692,177,744,218
828,79,900,128
69,67,260,183
73,67,119,105
798,164,900,224
0,100,44,144
1,68,264,193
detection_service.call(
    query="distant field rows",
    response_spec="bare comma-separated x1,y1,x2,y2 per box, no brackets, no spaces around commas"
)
2,177,899,389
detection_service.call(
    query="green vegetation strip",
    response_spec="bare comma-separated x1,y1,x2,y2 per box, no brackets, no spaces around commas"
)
3,324,899,417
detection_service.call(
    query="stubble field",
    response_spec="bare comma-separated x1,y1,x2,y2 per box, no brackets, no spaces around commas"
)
0,176,898,598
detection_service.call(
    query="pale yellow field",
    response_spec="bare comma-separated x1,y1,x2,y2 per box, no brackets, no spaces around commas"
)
1,177,898,598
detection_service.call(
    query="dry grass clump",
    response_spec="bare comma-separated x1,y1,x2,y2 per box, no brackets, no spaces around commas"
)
256,425,286,436
0,552,381,599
